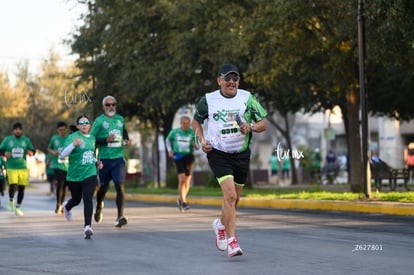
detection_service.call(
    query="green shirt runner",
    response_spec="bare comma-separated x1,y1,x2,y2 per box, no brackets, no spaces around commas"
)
47,134,69,171
63,132,97,182
166,127,196,159
90,113,126,160
269,155,279,171
0,135,35,169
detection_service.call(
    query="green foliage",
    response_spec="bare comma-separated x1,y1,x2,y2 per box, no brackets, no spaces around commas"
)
296,146,315,172
124,177,140,189
205,172,219,188
0,51,92,151
166,167,178,189
363,0,414,121
125,185,414,203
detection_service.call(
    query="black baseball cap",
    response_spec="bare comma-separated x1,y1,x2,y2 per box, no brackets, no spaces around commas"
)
218,64,239,77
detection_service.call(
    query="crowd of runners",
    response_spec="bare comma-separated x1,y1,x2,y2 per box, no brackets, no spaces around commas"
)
1,64,268,258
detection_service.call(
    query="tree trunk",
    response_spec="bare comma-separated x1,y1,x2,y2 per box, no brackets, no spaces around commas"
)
284,116,298,185
265,112,298,184
163,110,179,188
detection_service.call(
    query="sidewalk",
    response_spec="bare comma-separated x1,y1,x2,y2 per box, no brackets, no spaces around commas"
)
31,182,414,216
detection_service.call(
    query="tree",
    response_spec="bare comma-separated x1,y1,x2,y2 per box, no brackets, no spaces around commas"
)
69,0,414,191
0,68,29,138
0,51,91,151
70,0,256,135
242,0,414,190
237,0,359,188
69,0,255,184
365,0,414,121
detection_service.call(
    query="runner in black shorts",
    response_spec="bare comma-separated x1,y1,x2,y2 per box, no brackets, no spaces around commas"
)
166,116,198,211
175,155,196,178
173,154,196,209
207,149,250,190
192,64,268,257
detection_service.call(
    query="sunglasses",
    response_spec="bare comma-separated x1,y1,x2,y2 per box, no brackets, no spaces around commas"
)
78,120,91,126
223,75,239,82
105,103,117,107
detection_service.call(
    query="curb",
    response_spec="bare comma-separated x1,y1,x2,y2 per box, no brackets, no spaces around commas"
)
33,183,414,216
111,193,414,216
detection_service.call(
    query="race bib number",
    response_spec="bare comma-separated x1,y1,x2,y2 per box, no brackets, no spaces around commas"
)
219,122,242,141
58,156,69,164
11,147,24,158
108,130,122,148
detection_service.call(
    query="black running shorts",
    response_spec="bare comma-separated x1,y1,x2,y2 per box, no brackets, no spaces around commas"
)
174,154,195,176
207,148,251,185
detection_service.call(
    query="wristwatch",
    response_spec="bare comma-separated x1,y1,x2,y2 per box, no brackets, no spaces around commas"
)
250,123,255,132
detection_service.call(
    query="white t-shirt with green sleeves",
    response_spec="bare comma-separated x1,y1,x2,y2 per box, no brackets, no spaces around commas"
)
193,89,268,153
90,113,126,160
63,132,97,182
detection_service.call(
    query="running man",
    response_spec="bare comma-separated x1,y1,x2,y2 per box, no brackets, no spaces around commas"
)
165,116,199,211
0,122,36,216
45,152,56,196
90,95,131,227
192,64,267,257
47,121,69,214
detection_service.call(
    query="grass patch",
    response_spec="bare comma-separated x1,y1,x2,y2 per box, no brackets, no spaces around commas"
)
369,191,414,202
123,185,414,203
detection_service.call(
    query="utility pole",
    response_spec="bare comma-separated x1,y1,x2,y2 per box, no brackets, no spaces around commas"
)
358,0,370,198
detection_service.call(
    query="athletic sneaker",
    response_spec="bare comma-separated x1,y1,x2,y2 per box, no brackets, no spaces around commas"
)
182,202,190,211
177,198,182,211
227,236,243,257
114,215,128,227
62,201,73,221
8,200,14,212
94,202,104,223
212,218,227,251
15,207,24,217
84,225,94,239
94,211,103,223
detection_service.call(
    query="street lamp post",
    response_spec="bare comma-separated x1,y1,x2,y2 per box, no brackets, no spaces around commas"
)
358,0,370,198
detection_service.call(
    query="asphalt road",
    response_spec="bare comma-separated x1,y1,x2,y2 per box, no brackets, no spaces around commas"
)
1,184,413,275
